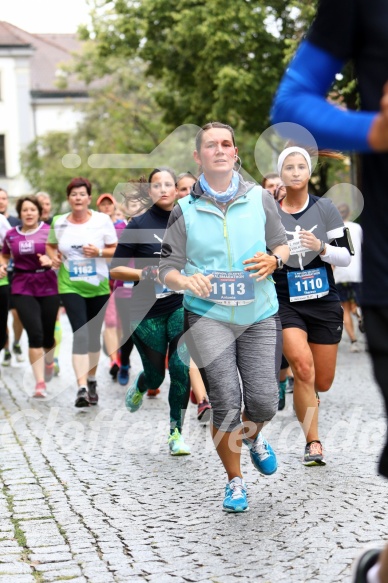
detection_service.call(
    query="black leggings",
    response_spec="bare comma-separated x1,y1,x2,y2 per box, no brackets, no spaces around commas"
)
61,293,109,355
115,296,134,366
0,285,9,351
364,307,388,479
12,294,60,349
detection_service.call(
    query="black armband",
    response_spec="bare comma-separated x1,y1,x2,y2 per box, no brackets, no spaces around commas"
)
332,227,355,256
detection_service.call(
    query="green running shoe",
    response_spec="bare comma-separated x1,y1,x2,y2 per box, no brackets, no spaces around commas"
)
2,349,11,367
168,428,191,456
13,342,24,363
125,372,144,413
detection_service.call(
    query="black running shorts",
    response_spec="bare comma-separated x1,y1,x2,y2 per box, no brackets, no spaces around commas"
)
278,299,343,345
336,282,362,305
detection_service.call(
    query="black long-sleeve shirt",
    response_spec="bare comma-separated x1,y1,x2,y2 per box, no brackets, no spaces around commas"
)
112,204,183,320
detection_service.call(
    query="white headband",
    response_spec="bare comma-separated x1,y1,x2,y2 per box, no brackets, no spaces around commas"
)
277,147,312,176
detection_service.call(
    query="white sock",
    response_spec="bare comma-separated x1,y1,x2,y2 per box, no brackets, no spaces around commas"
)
244,432,261,444
367,563,381,583
87,376,96,382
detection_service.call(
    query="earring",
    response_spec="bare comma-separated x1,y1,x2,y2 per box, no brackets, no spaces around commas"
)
234,155,242,172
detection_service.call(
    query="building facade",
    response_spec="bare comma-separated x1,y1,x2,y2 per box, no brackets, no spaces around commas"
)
0,22,88,196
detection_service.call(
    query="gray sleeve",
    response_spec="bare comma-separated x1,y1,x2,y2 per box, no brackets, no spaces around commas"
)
159,205,188,283
262,190,288,250
323,197,344,232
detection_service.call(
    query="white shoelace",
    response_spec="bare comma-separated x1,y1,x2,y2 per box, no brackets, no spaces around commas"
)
229,479,246,499
251,434,269,460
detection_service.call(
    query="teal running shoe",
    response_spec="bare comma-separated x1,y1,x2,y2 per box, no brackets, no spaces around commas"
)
278,380,287,410
168,428,191,456
125,372,144,413
243,433,278,475
223,477,248,513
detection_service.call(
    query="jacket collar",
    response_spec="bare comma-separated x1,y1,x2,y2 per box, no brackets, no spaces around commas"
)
189,174,256,203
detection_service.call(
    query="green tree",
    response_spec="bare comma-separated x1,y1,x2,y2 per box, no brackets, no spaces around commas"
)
21,1,352,194
81,0,302,133
20,46,174,207
79,0,349,187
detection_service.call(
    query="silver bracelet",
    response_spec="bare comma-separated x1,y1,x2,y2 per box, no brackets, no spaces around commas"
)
319,240,326,254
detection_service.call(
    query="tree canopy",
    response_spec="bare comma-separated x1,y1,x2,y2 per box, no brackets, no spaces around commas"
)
21,0,356,197
80,0,317,133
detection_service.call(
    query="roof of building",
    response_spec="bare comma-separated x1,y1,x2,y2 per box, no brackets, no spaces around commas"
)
0,21,88,95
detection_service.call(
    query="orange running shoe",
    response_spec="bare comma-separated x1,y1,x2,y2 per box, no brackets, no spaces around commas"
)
147,388,160,398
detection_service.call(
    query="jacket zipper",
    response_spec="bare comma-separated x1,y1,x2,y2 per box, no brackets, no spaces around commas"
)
198,199,247,324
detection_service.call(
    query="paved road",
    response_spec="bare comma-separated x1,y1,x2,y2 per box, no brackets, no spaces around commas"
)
0,316,386,583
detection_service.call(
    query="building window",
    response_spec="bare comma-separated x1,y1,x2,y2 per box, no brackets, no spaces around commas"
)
0,136,6,177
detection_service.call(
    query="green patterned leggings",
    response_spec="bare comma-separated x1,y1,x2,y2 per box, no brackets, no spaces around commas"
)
130,307,190,433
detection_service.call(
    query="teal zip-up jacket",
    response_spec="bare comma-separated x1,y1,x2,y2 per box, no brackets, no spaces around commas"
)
159,176,287,325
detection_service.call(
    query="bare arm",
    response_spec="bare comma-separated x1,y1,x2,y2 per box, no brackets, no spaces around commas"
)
45,243,62,269
0,253,9,279
368,82,388,151
110,265,143,282
83,242,117,259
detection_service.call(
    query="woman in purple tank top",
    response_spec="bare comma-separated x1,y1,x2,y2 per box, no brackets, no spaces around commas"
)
1,196,59,398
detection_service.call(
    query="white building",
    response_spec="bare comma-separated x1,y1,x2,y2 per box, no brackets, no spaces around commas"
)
0,21,88,196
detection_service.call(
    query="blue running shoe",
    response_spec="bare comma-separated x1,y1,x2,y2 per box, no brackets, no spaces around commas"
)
243,433,278,475
168,428,191,455
125,372,144,412
223,477,248,513
118,365,130,386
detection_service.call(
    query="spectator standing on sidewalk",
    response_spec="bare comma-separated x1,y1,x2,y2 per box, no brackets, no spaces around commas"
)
334,203,364,353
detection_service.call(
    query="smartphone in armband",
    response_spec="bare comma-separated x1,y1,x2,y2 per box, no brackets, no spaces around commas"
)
344,227,355,256
333,227,355,255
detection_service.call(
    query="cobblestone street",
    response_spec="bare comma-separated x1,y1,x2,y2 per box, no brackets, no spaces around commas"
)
0,315,386,583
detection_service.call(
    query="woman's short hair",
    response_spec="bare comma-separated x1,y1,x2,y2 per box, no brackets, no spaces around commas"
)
16,195,42,218
66,177,92,197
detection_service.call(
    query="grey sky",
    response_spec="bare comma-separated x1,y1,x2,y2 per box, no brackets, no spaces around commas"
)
2,0,91,34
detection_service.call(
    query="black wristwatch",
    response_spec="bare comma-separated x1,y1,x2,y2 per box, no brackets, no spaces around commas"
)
273,254,283,271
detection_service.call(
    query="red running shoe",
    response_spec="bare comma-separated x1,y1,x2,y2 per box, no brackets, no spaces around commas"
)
34,381,47,398
190,389,198,405
197,399,212,423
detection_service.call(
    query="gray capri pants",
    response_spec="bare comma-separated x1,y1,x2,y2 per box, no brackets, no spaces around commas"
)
184,310,282,432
